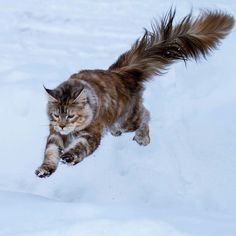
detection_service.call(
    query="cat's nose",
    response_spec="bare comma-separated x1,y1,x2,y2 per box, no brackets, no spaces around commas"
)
59,124,66,129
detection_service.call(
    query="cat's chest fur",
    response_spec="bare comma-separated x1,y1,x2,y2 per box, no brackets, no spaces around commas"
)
62,134,74,149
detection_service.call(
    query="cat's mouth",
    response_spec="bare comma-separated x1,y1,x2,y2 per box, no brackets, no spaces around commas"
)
54,126,74,135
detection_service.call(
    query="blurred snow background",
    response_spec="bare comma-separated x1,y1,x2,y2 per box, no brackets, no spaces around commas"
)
0,0,235,235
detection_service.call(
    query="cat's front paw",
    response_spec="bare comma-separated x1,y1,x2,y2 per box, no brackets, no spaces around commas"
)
35,165,56,178
60,151,83,166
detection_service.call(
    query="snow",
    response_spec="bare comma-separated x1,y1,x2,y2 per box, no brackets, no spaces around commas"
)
0,0,236,235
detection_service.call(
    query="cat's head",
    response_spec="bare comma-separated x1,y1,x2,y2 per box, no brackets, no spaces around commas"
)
45,81,95,135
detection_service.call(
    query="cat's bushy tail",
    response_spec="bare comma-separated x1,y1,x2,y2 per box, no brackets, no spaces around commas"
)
109,9,234,81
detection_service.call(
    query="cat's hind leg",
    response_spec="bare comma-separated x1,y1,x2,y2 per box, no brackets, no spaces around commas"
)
133,106,150,146
110,102,150,146
113,104,151,146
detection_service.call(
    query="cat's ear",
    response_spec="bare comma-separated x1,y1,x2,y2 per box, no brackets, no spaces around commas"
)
43,86,58,102
73,88,87,104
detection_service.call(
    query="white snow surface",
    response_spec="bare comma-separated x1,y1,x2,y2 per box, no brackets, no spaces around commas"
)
0,0,236,235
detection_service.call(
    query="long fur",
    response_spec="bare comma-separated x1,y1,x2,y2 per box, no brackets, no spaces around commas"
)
36,8,235,178
109,9,234,81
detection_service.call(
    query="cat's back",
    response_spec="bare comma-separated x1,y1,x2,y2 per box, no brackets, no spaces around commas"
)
69,69,136,126
69,69,128,99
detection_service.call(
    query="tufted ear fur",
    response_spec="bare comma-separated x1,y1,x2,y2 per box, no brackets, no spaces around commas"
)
73,88,88,104
43,86,58,102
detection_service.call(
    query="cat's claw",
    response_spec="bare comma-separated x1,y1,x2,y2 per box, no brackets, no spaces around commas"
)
60,152,81,166
60,159,76,166
60,152,74,163
35,166,54,178
110,130,122,136
133,134,150,146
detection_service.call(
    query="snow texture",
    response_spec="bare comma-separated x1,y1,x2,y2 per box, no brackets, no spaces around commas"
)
0,0,236,235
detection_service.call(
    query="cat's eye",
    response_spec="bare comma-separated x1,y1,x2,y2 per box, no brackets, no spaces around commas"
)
53,114,59,119
67,114,75,119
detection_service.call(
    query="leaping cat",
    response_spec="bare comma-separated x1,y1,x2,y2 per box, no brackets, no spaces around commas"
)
35,9,234,178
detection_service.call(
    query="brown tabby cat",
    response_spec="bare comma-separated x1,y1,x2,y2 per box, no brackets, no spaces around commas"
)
35,9,234,177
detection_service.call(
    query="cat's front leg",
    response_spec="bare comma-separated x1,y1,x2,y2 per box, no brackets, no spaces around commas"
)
61,125,102,165
35,133,64,178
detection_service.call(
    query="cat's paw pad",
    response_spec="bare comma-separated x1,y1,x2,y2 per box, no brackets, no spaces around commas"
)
60,152,81,165
35,165,55,178
133,134,150,146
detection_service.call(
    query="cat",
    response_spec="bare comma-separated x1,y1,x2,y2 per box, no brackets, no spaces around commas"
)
35,9,234,177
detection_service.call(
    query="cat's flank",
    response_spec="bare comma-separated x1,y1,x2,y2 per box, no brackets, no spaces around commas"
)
36,9,234,177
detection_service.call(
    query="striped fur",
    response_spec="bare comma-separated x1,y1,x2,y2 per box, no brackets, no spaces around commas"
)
36,9,234,178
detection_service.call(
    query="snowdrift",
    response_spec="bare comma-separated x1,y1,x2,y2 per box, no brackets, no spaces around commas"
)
0,0,235,235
